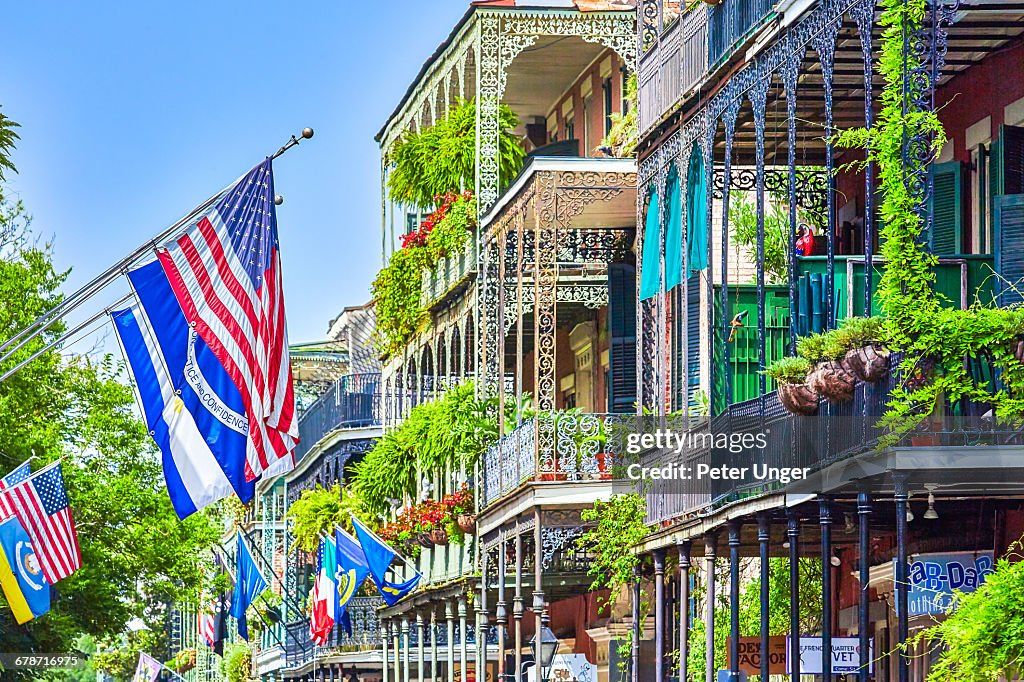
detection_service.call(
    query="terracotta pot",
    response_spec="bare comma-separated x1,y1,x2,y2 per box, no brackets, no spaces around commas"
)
416,533,435,548
457,514,477,534
539,472,568,482
429,528,449,545
778,382,819,415
844,345,890,383
593,452,614,480
807,360,856,403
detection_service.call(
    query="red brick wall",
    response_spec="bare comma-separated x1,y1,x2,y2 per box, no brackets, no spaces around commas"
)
553,49,625,156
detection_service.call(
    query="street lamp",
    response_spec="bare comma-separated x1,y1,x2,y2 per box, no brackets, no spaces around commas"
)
531,623,560,682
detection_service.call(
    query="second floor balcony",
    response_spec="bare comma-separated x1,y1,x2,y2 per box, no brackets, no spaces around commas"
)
296,372,381,461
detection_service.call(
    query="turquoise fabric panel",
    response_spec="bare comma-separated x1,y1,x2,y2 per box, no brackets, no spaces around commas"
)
664,168,683,292
639,190,661,301
686,145,709,275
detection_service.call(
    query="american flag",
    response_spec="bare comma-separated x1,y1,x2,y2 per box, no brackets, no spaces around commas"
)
0,461,31,518
198,601,216,647
0,461,80,583
157,159,298,480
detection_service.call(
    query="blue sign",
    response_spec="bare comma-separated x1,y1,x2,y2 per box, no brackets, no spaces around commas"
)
907,551,994,616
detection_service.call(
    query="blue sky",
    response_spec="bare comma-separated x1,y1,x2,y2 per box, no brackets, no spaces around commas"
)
1,1,469,344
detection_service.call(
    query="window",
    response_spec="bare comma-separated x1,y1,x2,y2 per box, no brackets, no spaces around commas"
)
566,113,575,143
603,76,614,137
406,211,425,233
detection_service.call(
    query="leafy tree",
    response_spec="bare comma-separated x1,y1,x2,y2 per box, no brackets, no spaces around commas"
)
0,186,219,677
728,193,790,285
386,98,525,210
0,109,18,181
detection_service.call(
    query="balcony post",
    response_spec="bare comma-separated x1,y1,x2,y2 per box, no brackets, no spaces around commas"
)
820,498,833,682
382,619,390,682
630,562,641,682
758,513,770,681
513,529,524,682
678,540,691,682
459,596,469,682
704,532,718,682
496,539,508,681
533,508,544,682
402,616,411,682
719,102,740,406
728,521,741,679
858,493,872,682
653,548,666,682
431,606,439,682
515,206,526,427
895,476,909,682
393,616,403,682
417,612,425,682
497,222,508,432
533,171,557,475
447,600,457,682
478,547,488,677
787,510,800,682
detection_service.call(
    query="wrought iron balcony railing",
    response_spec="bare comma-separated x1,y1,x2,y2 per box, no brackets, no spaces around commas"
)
283,596,384,667
707,0,775,68
420,238,478,310
639,6,709,136
481,412,628,508
296,373,381,460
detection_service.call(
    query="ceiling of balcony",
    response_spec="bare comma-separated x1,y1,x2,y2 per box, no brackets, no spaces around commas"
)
503,36,609,127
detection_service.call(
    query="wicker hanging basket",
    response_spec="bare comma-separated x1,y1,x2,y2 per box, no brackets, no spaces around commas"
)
778,382,819,415
807,360,856,403
844,345,891,383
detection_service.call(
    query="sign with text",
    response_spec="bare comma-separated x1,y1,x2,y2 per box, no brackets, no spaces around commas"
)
727,636,787,675
787,637,873,675
907,551,994,616
526,654,596,682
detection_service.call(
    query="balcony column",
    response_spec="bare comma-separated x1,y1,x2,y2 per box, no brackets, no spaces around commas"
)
514,207,525,427
533,171,557,475
496,539,508,681
787,510,801,682
477,549,487,681
459,597,469,682
630,563,641,682
513,529,524,682
758,513,771,681
417,612,425,682
480,236,501,400
431,607,440,682
719,102,740,406
497,218,508,427
728,521,741,679
895,477,910,682
533,509,544,682
393,616,403,682
447,600,457,682
704,532,717,682
402,617,411,682
653,548,666,682
677,540,691,682
781,50,801,352
750,77,769,399
858,493,873,682
821,498,834,682
382,619,390,682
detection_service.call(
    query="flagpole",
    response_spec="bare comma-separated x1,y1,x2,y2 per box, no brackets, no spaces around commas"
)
0,128,315,376
0,457,68,494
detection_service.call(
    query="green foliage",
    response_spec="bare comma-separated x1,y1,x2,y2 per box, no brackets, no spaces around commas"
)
287,484,369,552
916,544,1024,681
602,74,638,158
425,194,475,260
763,356,811,385
577,494,649,606
0,110,18,182
0,188,218,670
794,316,889,364
728,193,790,285
387,98,525,210
220,642,254,682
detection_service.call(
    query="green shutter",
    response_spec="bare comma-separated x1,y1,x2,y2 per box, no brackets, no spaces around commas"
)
931,161,963,255
1004,125,1024,196
608,263,638,413
996,195,1024,306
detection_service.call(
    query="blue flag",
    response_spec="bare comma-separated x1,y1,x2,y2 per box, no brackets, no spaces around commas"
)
112,260,254,519
334,528,371,627
229,531,268,640
0,516,49,624
351,516,420,606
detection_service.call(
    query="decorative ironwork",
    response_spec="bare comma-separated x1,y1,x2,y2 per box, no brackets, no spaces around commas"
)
640,0,659,53
541,527,585,569
712,167,828,217
480,238,502,399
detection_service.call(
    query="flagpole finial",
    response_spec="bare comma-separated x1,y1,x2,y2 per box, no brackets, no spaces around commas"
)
274,195,284,206
301,127,314,139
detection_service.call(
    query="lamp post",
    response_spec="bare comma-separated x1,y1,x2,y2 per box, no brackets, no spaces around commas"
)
530,616,560,682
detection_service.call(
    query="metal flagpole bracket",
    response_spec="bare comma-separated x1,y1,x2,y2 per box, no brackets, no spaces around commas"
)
272,127,314,160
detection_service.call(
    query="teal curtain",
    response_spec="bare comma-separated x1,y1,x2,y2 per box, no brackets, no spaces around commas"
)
639,190,661,300
664,167,683,292
686,144,709,275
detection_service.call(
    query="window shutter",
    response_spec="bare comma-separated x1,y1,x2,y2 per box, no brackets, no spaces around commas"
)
607,262,638,413
996,195,1024,306
686,274,702,411
1004,124,1024,196
930,161,963,255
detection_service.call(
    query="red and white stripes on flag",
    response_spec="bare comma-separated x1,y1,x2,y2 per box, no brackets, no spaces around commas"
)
156,159,297,481
0,461,81,584
199,602,216,647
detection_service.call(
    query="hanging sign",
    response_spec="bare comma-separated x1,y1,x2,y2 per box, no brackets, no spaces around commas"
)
727,636,787,675
787,637,873,675
907,551,994,616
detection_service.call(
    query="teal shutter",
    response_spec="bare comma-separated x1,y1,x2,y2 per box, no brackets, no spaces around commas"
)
686,273,702,411
996,195,1024,306
686,144,709,274
608,263,638,413
664,167,683,291
639,191,661,300
931,161,963,255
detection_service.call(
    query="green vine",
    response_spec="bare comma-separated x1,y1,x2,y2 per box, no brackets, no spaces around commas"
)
286,483,370,552
602,74,638,158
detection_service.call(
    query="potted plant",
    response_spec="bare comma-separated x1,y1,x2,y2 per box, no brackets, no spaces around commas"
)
833,316,890,383
798,331,856,403
443,485,476,535
765,356,817,415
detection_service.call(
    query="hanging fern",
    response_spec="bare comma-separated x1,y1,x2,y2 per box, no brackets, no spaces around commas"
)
387,98,525,210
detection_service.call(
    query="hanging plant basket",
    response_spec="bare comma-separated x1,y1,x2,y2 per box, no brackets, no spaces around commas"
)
457,514,477,534
429,528,449,545
844,345,891,383
807,360,856,403
417,533,435,548
778,382,819,415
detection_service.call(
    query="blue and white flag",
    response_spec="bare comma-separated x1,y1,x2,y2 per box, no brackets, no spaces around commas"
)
112,260,255,519
351,516,421,606
334,528,371,624
229,531,268,641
